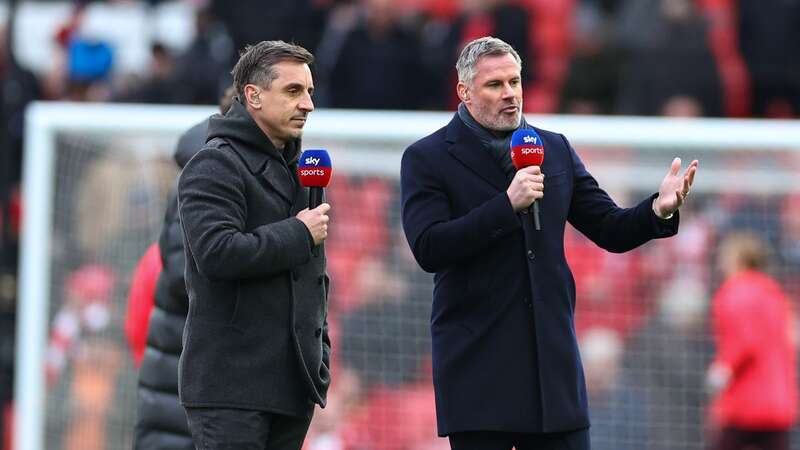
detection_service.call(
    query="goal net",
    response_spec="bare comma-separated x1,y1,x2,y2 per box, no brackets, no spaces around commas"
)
16,102,800,450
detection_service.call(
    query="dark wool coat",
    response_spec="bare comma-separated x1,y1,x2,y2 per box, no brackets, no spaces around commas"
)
401,114,678,436
178,100,330,417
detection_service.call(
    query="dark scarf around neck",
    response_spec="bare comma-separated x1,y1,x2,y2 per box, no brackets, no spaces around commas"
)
457,102,532,179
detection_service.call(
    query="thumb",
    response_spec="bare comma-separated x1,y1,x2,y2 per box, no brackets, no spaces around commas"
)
669,157,681,176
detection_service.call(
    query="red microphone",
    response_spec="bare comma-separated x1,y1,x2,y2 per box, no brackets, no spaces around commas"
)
298,149,332,256
510,129,545,230
297,149,332,209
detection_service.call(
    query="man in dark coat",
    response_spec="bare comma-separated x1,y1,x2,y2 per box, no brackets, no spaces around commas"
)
133,89,234,449
400,36,698,450
178,41,331,449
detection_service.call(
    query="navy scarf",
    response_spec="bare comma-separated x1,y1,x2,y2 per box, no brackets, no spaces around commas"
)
457,102,532,179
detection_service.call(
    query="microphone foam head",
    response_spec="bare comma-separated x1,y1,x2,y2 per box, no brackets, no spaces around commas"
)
297,149,333,187
510,129,544,169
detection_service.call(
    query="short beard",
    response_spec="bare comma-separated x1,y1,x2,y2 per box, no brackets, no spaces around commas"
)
487,113,521,131
472,104,521,131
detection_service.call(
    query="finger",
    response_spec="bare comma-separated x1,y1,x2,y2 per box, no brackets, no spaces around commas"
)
517,173,535,183
682,176,690,195
686,162,698,187
530,175,545,184
520,177,540,188
520,165,542,175
525,179,542,190
316,203,331,213
682,160,698,176
675,190,683,207
664,157,681,178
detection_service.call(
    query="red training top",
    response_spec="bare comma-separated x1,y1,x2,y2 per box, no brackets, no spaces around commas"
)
711,269,798,429
124,243,162,367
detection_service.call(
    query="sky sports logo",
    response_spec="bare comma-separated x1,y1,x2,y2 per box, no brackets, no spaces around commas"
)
304,156,322,166
513,147,544,155
298,149,332,186
299,168,328,177
523,135,539,145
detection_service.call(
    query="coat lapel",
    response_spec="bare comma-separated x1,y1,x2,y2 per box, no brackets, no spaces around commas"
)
444,114,509,192
228,140,296,207
260,160,296,206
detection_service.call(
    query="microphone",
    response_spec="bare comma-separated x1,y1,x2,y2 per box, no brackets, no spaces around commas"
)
510,129,544,230
297,149,333,209
297,149,332,256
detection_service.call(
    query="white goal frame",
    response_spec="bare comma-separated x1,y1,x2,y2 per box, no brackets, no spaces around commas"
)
16,101,800,450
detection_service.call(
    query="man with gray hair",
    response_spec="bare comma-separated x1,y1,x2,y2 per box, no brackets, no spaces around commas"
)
178,40,331,449
401,36,698,449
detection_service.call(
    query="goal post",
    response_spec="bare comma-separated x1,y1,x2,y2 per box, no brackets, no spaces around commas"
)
16,101,800,450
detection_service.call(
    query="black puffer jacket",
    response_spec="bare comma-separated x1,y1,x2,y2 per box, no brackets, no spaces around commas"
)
133,119,207,450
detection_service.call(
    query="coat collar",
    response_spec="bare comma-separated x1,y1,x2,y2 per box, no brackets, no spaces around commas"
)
206,100,302,205
206,99,301,175
226,138,301,177
445,113,509,191
230,140,271,174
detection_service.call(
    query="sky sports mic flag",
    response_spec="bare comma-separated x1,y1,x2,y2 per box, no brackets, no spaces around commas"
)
510,129,544,230
297,149,332,210
510,128,544,170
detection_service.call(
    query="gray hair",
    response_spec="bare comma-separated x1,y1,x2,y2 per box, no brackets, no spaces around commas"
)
456,37,522,85
231,40,314,97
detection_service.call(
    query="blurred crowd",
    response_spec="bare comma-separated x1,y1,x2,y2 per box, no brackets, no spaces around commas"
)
7,0,798,116
0,0,799,449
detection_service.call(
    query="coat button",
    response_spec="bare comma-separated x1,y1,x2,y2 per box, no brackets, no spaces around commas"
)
315,328,322,338
521,208,528,215
527,250,535,260
523,297,533,309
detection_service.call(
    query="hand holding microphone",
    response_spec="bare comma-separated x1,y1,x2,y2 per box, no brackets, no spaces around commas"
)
297,203,330,246
297,149,333,250
507,166,544,212
509,129,545,230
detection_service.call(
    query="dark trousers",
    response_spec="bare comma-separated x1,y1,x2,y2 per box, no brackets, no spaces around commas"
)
712,427,789,450
448,428,590,450
185,407,313,450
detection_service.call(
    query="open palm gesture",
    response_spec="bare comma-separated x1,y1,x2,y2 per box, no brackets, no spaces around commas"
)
653,157,698,219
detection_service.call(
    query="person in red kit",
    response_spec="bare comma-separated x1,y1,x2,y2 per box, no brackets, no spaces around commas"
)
707,232,798,450
124,242,161,366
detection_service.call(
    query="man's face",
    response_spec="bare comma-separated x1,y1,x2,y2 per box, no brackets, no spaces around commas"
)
246,61,314,148
459,53,523,131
